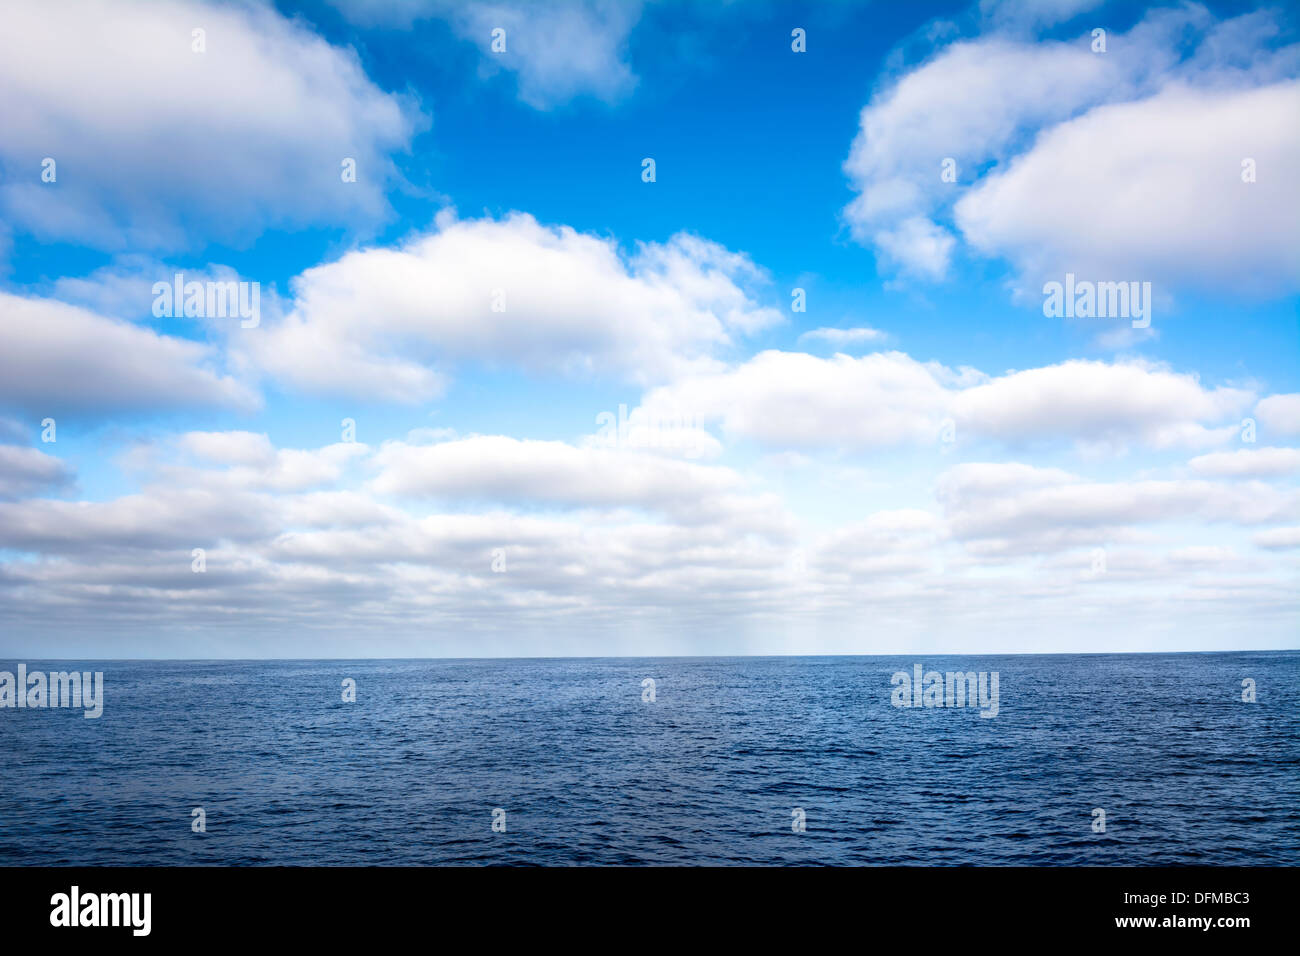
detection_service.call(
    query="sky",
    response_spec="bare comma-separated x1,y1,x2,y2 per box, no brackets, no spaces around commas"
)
0,0,1296,658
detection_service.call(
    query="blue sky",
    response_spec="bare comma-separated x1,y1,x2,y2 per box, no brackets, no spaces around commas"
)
0,0,1296,657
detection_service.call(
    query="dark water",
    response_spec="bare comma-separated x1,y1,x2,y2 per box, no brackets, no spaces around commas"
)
1,653,1296,865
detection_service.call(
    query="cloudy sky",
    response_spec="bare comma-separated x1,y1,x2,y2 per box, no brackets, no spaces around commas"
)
0,0,1296,657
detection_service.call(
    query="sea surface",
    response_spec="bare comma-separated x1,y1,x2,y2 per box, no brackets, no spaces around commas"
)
1,653,1296,865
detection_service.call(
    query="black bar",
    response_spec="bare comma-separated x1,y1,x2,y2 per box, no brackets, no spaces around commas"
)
0,866,1285,942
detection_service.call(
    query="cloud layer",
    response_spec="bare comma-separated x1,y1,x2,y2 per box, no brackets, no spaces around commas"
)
2,426,1294,654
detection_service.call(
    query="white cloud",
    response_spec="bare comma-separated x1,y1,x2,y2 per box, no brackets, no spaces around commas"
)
814,509,945,577
640,352,1258,452
1,428,1296,653
177,431,276,467
936,462,1299,554
956,80,1300,296
952,359,1254,449
369,435,775,526
843,7,1300,299
1256,393,1300,436
0,445,73,499
1167,544,1237,565
583,409,724,460
0,430,809,648
843,35,1118,277
46,255,169,319
0,0,420,251
640,351,951,450
1188,447,1300,478
167,432,370,492
0,292,258,417
1253,526,1300,550
246,213,781,401
0,487,278,555
873,217,957,280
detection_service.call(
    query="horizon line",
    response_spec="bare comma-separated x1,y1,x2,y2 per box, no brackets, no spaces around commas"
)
2,648,1296,663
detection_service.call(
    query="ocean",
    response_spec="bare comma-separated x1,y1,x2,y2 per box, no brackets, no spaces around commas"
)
1,652,1296,865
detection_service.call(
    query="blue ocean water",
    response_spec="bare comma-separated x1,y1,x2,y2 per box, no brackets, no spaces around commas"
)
0,653,1296,865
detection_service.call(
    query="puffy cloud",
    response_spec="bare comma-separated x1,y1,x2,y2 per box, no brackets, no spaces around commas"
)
951,359,1253,449
956,80,1300,296
0,292,258,417
0,0,420,251
1255,393,1300,436
842,35,1119,278
0,445,73,499
246,213,781,400
843,7,1300,298
639,352,1258,452
873,217,957,281
640,350,951,450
